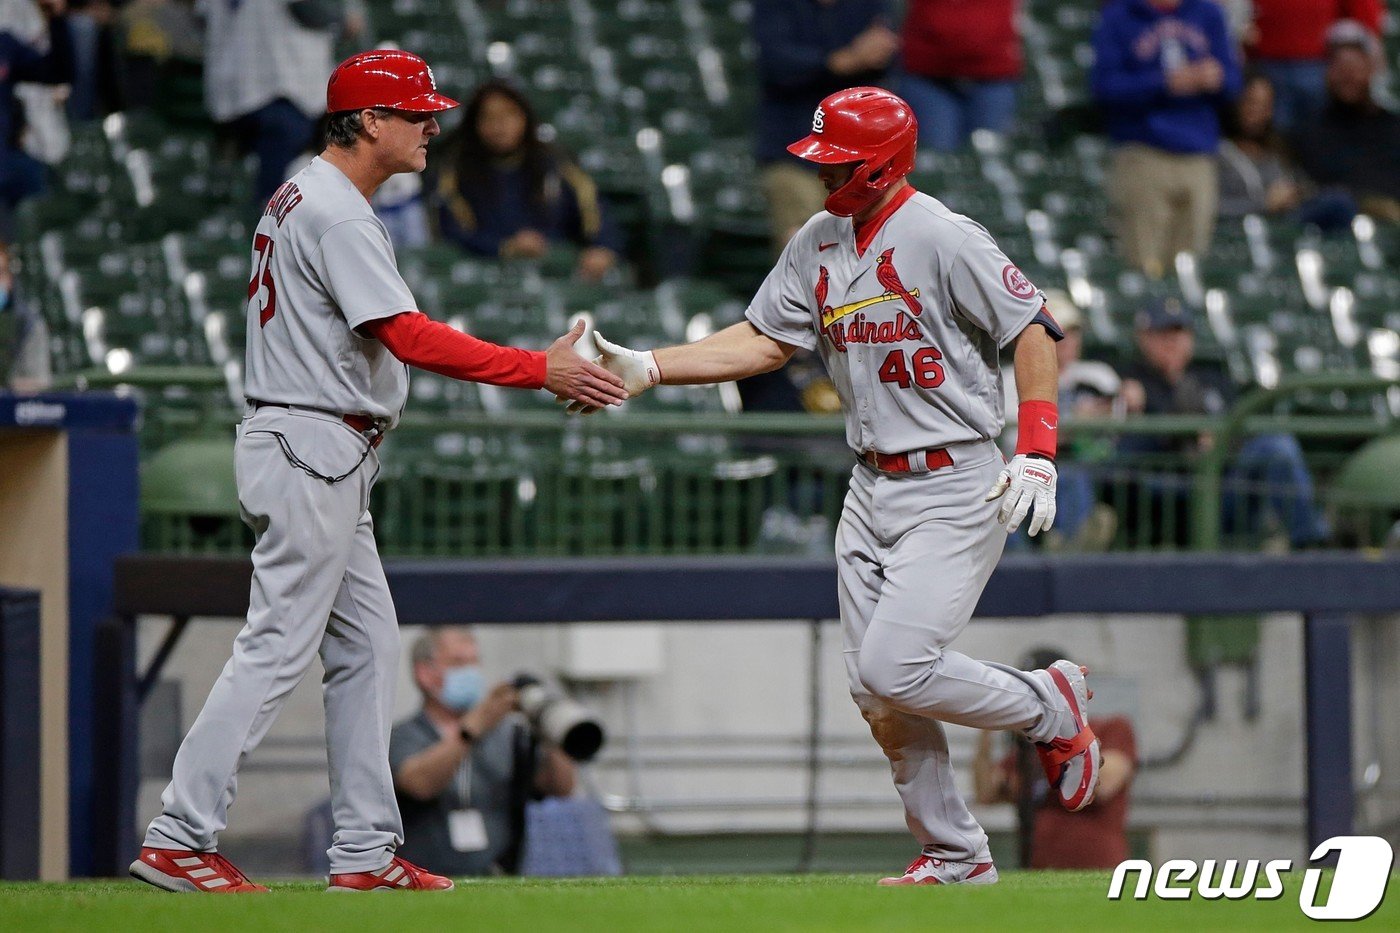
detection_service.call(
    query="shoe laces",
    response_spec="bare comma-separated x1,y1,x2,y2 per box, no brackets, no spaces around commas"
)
392,856,430,883
204,852,250,885
904,854,942,875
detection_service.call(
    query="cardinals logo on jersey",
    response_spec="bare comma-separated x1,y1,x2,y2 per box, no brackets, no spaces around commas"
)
818,250,923,332
875,248,921,316
816,253,926,353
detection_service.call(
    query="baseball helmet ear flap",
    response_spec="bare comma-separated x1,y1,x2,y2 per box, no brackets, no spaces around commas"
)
785,87,918,217
827,130,916,216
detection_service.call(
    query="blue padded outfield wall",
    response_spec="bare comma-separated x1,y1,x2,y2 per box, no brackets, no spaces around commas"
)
0,393,138,878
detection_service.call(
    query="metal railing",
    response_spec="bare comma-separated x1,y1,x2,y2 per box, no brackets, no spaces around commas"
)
137,376,1400,555
1191,374,1400,549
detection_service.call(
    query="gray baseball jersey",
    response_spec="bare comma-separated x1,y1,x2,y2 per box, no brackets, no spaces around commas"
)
244,156,416,426
745,189,1046,455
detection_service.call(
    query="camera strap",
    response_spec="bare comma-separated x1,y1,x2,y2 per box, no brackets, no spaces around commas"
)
454,756,473,807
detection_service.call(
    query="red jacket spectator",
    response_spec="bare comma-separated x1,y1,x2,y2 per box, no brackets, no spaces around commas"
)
1029,716,1136,869
983,714,1138,869
902,0,1021,80
1250,0,1382,61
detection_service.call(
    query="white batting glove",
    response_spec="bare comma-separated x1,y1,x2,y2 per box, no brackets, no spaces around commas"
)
564,332,661,415
983,455,1058,536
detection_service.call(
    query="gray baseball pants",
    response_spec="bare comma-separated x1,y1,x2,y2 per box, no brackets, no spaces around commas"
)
837,439,1067,862
144,406,403,874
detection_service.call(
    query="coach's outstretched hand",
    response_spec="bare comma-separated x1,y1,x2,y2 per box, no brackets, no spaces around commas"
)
544,320,630,410
562,331,661,415
984,454,1058,536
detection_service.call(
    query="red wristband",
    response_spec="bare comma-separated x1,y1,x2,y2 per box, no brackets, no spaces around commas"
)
1016,400,1058,459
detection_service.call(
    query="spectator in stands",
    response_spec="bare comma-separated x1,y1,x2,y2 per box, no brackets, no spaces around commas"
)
898,0,1022,152
1001,290,1121,549
975,647,1137,869
115,0,203,116
1048,292,1122,550
1245,0,1381,132
0,245,51,391
62,0,114,120
1215,0,1254,46
1217,71,1304,218
4,0,73,165
1118,296,1330,548
390,627,577,877
202,0,351,205
0,0,71,244
752,0,897,248
1092,0,1242,278
1290,22,1400,225
435,80,621,282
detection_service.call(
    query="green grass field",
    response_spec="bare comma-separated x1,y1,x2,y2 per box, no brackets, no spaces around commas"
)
2,872,1396,932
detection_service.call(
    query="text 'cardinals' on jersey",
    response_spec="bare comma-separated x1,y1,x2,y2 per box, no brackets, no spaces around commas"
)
746,189,1046,454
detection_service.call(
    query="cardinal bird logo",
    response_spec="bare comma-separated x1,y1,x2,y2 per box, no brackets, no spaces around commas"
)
875,248,921,317
815,265,830,314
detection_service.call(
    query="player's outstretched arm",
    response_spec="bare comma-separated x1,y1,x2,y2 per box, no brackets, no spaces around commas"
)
984,322,1061,536
564,322,797,415
655,321,796,384
364,313,627,409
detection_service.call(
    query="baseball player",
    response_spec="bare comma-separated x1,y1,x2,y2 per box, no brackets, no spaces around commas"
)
130,50,627,894
571,88,1100,885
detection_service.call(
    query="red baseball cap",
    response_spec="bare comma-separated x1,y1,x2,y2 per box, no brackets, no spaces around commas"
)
326,50,460,113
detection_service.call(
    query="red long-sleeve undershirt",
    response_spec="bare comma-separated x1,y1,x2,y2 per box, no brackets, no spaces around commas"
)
361,312,547,390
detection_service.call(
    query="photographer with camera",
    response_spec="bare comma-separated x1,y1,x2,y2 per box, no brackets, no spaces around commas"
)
389,627,578,876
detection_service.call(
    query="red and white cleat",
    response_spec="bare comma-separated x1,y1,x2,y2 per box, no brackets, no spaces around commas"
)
1034,660,1101,812
327,855,454,892
878,854,999,886
129,846,269,893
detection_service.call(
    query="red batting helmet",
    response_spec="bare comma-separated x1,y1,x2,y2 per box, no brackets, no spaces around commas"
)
786,87,917,217
326,50,460,114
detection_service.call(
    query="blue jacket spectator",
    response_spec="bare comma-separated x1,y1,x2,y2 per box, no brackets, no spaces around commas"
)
752,0,892,164
1,3,72,242
1092,0,1242,153
1092,0,1241,277
752,0,896,247
435,81,621,283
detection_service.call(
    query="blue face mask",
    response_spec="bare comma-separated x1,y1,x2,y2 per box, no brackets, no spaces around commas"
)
440,664,485,712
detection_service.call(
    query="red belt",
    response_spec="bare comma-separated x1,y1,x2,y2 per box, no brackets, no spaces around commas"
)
343,413,386,448
860,447,954,474
251,401,386,448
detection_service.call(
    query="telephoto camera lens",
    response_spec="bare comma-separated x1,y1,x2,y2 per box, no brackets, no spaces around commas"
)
513,674,605,761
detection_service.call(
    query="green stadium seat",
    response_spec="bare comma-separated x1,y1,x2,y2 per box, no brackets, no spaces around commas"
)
592,0,687,41
406,372,486,415
1330,434,1400,546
